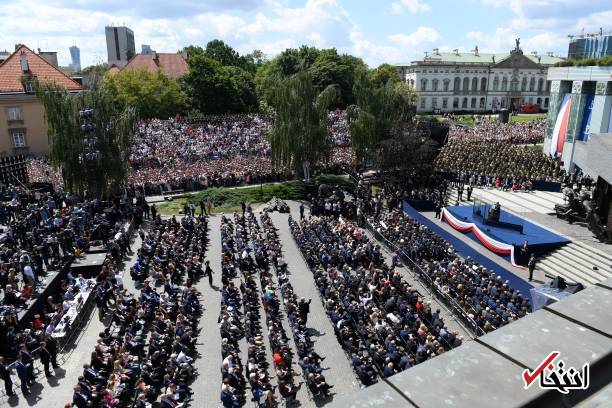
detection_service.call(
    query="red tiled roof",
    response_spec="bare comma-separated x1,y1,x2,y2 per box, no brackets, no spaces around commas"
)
107,65,121,75
0,45,82,93
121,53,188,79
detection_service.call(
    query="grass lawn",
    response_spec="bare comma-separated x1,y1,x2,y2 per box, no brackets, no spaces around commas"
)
509,113,546,123
155,174,354,215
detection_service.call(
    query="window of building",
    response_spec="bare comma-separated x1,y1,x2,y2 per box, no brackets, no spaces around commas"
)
544,98,549,108
502,77,508,91
462,77,469,91
443,79,450,92
538,78,544,92
480,78,487,92
462,98,468,108
493,77,499,91
7,107,22,121
442,98,448,109
453,97,459,108
10,129,26,147
454,77,461,92
528,97,533,104
421,79,428,91
420,98,426,109
529,77,535,91
492,97,498,109
536,97,542,105
546,81,551,92
471,77,478,92
432,97,438,108
521,77,527,91
501,98,506,108
479,97,485,108
432,79,439,91
470,98,476,108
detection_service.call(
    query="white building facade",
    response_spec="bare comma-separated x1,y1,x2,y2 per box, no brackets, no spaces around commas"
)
395,43,563,114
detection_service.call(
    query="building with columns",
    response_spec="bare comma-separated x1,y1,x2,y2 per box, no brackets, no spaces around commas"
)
545,65,612,233
544,66,612,173
395,41,563,114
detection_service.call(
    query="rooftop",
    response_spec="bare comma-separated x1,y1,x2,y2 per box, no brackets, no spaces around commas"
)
120,52,188,79
396,51,563,67
0,44,82,93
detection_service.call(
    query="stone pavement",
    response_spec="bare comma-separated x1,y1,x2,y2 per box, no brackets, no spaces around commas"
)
269,211,361,404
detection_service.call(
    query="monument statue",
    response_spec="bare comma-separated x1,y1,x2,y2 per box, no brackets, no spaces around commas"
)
515,37,520,50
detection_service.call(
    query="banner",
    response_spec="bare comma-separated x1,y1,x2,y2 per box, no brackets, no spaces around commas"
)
440,208,526,268
550,94,572,156
579,95,594,141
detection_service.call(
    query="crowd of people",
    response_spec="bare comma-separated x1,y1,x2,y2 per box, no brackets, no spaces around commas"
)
26,112,355,196
448,120,546,144
219,208,333,407
72,215,206,408
0,184,146,399
357,185,531,333
290,214,462,387
435,140,565,188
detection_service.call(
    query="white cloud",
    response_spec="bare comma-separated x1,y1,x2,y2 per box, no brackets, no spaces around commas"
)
390,0,431,14
389,26,441,47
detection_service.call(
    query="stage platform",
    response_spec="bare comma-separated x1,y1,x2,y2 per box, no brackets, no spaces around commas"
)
441,205,570,266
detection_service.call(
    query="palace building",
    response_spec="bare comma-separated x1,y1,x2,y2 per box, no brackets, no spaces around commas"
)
395,40,564,114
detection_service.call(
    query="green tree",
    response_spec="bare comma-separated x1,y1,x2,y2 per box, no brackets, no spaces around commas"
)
34,77,137,196
255,46,365,108
268,70,337,179
103,68,189,119
348,67,417,169
184,54,257,113
369,63,401,87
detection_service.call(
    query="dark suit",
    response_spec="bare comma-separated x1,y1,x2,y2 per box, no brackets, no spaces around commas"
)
40,346,52,376
46,336,59,368
0,362,13,396
73,391,89,408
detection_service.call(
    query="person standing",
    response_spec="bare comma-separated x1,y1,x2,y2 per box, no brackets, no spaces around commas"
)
298,298,312,325
467,185,473,201
39,341,52,377
151,204,157,220
200,197,207,216
14,356,29,394
19,345,35,385
45,333,59,370
0,356,14,396
207,198,213,216
205,260,214,287
528,254,536,282
299,203,305,220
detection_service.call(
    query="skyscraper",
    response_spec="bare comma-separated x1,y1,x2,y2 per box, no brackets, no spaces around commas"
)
69,45,81,71
105,25,135,67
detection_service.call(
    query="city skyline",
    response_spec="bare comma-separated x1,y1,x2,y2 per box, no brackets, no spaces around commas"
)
0,0,610,68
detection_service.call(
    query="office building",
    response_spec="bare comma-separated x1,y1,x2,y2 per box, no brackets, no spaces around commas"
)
141,44,153,55
567,29,612,60
69,45,81,71
105,25,135,68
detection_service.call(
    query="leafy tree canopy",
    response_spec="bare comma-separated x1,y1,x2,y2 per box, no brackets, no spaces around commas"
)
255,46,366,109
34,77,137,196
103,68,189,119
268,70,337,179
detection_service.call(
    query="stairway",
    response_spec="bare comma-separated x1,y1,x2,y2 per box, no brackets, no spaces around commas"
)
445,186,563,214
535,241,612,286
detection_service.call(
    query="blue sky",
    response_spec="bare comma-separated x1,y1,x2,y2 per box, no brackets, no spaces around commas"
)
0,0,610,67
